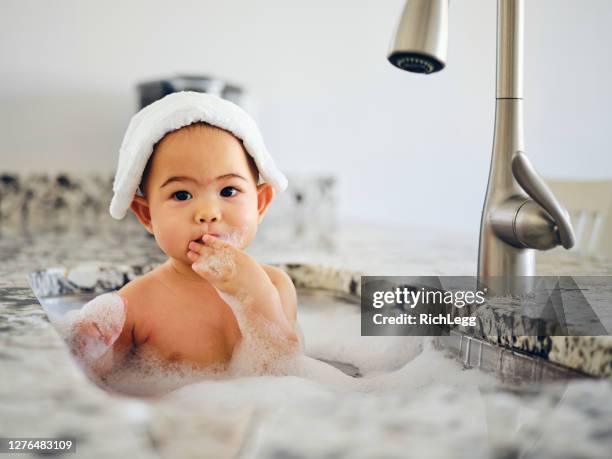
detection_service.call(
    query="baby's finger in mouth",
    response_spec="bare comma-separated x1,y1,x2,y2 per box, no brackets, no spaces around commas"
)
188,241,203,252
187,244,218,261
201,234,230,249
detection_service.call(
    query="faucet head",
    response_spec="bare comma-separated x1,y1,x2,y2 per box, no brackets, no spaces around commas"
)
387,0,449,74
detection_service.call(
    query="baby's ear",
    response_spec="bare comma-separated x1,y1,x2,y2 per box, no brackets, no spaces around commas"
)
256,183,275,224
129,196,154,234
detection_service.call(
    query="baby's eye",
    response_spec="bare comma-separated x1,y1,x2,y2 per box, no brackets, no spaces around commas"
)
220,186,239,198
172,190,192,201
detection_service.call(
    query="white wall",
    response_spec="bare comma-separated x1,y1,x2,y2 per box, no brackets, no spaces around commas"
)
1,0,611,234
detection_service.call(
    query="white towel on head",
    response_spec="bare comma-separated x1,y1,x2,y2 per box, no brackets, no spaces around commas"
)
109,91,288,220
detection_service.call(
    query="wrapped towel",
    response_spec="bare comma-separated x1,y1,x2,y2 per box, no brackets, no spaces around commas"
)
109,91,288,220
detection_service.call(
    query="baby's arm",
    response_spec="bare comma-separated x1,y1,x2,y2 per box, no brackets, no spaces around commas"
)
67,293,135,377
266,266,305,350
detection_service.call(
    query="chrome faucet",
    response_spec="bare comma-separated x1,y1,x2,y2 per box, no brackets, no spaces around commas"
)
387,0,575,296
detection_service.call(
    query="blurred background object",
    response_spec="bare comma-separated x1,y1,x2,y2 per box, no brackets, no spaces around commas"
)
137,75,244,108
0,171,337,250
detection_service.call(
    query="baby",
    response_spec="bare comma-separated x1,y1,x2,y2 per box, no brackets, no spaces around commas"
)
70,92,303,379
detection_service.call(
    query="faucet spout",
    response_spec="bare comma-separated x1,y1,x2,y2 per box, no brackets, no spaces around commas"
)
388,0,448,74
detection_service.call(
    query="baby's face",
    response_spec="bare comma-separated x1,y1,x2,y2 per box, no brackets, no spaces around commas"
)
132,124,273,265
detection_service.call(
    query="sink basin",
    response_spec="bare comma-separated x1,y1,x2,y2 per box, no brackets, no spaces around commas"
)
26,262,588,385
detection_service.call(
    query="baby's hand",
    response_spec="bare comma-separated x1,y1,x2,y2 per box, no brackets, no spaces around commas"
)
187,235,269,298
189,236,298,345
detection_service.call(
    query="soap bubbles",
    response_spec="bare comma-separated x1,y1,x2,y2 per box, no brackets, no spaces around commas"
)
54,288,492,400
218,225,249,248
192,245,235,280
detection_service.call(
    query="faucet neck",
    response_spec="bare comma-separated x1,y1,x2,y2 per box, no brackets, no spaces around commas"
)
496,0,524,99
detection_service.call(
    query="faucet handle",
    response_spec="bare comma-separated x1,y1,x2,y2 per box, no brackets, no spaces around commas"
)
511,151,575,249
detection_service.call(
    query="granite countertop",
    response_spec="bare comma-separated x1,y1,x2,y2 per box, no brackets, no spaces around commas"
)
1,220,612,458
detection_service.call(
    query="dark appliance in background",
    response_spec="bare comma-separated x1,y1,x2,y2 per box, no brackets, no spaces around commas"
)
137,75,244,109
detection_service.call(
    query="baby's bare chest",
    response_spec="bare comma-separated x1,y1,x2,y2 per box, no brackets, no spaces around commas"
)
136,293,243,367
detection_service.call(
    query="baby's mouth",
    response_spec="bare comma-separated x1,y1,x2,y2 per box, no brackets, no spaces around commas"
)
190,230,244,248
191,233,219,244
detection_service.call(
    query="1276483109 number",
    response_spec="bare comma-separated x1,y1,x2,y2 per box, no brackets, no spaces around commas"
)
0,438,76,453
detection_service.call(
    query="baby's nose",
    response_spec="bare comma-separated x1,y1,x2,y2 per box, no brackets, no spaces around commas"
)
195,208,220,223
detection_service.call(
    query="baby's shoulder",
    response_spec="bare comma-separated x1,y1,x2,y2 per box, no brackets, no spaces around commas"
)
115,268,162,345
116,267,165,318
117,269,157,299
260,264,291,285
